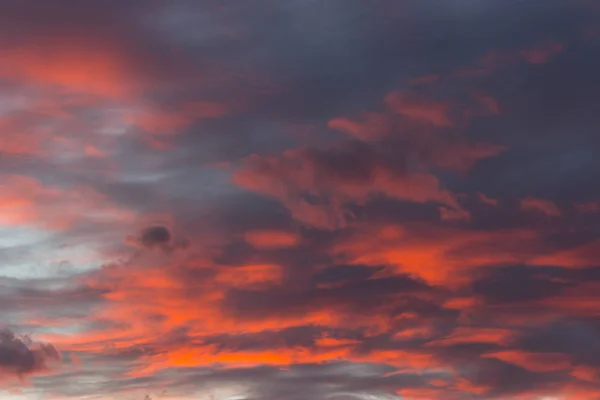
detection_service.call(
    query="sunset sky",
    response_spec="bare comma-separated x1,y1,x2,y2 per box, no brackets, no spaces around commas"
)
1,1,600,399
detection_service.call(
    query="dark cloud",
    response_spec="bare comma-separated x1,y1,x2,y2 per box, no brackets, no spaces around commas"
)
140,226,171,248
514,319,600,367
0,329,59,377
223,270,439,321
128,225,191,254
471,265,575,304
311,264,384,285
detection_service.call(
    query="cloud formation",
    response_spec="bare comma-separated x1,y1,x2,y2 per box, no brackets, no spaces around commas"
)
0,329,59,379
1,1,600,399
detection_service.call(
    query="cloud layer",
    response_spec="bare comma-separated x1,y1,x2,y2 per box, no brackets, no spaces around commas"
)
1,1,600,399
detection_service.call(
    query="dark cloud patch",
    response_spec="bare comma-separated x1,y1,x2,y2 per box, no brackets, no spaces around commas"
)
459,37,600,204
0,278,108,322
461,197,560,230
197,192,294,236
514,319,600,367
202,326,356,352
223,271,439,321
140,226,171,248
212,238,335,285
460,357,564,398
0,329,59,377
222,0,594,124
312,264,384,285
347,198,443,225
471,265,576,305
130,225,190,253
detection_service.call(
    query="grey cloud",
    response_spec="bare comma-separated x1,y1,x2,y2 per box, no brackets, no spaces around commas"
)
140,226,171,248
0,329,59,377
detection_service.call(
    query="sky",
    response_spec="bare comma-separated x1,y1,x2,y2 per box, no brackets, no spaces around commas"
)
1,0,600,399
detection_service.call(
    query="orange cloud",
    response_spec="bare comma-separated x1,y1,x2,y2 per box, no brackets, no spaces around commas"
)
392,326,436,341
66,262,323,349
571,365,600,382
215,264,283,287
243,230,300,249
0,41,133,97
125,342,360,379
330,224,538,284
34,213,593,400
233,147,468,230
428,327,515,347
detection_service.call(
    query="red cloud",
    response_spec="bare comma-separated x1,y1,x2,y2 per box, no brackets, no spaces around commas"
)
244,229,301,249
233,146,467,230
0,42,134,97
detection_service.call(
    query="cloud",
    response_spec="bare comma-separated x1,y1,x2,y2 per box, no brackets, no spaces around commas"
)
244,230,300,250
0,43,132,97
140,226,171,248
384,91,454,127
1,0,600,399
233,142,470,230
0,329,59,378
482,350,572,373
520,197,562,217
125,225,190,253
129,101,228,138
